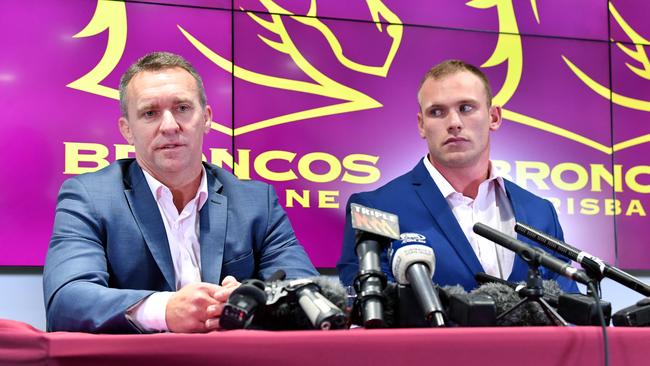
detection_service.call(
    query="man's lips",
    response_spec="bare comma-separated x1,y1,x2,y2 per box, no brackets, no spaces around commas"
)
443,137,469,145
155,143,184,150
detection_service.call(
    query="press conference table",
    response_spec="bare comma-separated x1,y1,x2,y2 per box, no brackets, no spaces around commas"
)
1,319,648,366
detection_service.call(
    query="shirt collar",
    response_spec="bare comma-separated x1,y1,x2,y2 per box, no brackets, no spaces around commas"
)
422,155,507,198
142,166,209,210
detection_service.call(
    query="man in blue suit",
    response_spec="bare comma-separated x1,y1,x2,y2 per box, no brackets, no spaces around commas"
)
337,60,578,293
44,52,317,334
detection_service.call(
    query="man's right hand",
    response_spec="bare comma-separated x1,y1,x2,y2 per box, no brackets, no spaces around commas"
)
165,282,222,333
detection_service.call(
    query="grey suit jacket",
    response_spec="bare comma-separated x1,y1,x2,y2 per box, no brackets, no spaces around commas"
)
43,159,317,333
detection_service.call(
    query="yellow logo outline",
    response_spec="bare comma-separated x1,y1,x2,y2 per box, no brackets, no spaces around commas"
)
180,0,402,136
472,0,650,155
67,0,649,154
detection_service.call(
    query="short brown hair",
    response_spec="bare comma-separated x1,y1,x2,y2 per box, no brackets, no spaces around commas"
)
417,60,493,107
119,52,207,117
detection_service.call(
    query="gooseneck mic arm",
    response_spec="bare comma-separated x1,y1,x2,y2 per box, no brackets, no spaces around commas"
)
473,222,593,286
515,222,650,297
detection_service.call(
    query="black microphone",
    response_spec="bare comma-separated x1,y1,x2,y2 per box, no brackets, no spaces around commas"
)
473,222,593,285
220,279,268,330
349,203,401,328
515,222,650,297
390,234,445,327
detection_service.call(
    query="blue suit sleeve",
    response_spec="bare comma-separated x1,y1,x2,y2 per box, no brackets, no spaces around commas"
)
541,199,580,293
256,185,318,280
337,194,361,286
43,178,154,333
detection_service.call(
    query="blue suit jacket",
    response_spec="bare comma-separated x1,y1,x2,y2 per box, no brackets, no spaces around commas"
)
43,159,317,333
337,160,578,293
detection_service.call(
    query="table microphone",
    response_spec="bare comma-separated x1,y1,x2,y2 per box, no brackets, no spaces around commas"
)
350,203,401,328
390,234,445,327
515,222,650,296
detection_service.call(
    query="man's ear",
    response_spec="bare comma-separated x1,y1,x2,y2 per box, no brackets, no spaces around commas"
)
488,105,503,131
203,105,213,134
118,117,134,145
417,111,426,139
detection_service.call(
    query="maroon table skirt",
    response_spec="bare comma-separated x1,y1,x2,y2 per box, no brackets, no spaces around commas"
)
1,319,648,366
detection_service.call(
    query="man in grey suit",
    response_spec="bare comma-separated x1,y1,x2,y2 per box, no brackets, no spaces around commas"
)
43,52,317,334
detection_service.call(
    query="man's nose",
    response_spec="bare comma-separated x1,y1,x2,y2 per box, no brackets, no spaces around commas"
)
447,110,463,132
159,110,180,133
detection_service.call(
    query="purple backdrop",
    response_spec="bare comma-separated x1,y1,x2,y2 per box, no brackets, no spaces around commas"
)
1,0,648,269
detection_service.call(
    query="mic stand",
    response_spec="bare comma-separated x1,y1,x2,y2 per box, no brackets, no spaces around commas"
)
497,256,568,326
581,265,604,299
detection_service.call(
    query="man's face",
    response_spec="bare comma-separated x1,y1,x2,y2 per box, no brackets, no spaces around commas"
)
417,70,501,170
119,67,211,183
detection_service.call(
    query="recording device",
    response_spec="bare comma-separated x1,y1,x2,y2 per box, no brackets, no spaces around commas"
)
475,272,564,306
259,278,348,330
471,282,552,326
389,233,445,327
439,285,496,327
476,273,611,326
473,222,593,285
612,297,650,326
350,203,401,328
220,279,268,330
221,270,349,330
515,222,650,296
559,293,611,326
352,282,495,328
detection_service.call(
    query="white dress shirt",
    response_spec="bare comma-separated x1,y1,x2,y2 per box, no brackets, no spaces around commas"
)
127,168,208,332
423,156,516,279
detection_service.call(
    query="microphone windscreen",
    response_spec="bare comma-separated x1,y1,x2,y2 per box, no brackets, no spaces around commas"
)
310,276,348,311
471,283,555,326
440,285,467,297
540,279,563,306
251,276,348,330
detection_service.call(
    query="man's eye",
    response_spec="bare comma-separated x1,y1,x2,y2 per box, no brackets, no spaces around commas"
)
178,105,191,112
460,104,473,113
143,111,156,118
430,109,443,117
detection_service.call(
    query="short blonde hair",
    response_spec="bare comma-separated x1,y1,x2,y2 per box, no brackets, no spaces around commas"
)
417,60,493,107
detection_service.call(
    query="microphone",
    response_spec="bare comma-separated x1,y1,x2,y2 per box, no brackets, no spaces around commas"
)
471,282,552,326
473,222,593,285
390,233,445,327
220,279,268,330
475,272,561,306
370,282,494,327
475,272,611,326
350,203,401,328
252,276,349,330
515,222,650,297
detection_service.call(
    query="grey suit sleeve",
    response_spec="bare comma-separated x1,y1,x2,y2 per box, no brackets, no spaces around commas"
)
255,185,318,280
43,178,154,333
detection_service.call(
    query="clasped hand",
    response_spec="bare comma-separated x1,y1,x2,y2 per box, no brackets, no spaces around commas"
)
165,276,240,333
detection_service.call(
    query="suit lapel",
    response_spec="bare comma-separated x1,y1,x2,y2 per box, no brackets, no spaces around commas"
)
410,161,484,276
123,162,175,291
199,165,228,284
503,180,531,281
